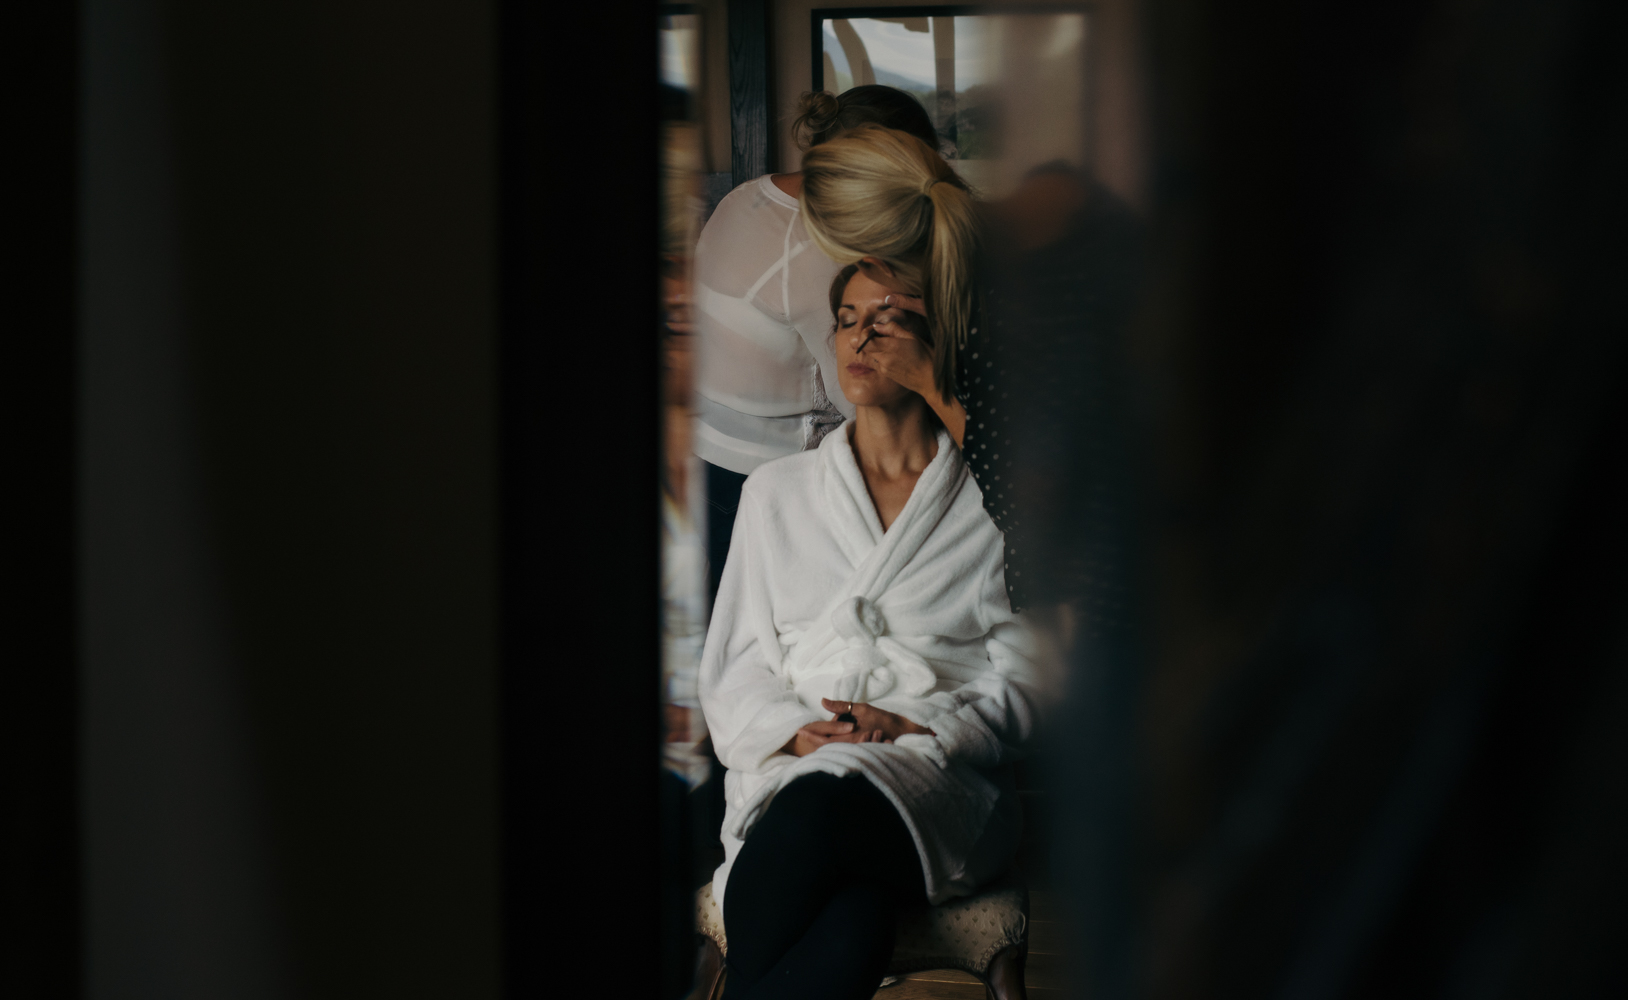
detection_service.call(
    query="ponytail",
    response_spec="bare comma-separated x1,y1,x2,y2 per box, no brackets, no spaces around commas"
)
800,124,979,403
922,179,979,402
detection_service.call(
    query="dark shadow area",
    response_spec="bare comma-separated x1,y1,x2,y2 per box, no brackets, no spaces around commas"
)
1127,0,1628,997
3,2,80,997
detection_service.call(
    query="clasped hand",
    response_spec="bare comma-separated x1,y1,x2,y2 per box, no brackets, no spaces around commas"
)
782,698,937,757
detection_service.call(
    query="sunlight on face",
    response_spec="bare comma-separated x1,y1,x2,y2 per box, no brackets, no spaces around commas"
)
833,269,929,408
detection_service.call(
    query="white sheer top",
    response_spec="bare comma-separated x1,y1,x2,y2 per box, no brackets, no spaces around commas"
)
693,175,854,474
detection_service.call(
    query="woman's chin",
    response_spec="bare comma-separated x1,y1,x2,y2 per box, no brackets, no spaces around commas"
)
837,380,877,405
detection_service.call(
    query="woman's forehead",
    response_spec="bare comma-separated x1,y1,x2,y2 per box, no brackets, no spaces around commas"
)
844,270,893,303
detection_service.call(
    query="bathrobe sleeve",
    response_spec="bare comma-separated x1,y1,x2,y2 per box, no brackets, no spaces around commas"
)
699,484,825,774
899,558,1045,772
918,621,1043,770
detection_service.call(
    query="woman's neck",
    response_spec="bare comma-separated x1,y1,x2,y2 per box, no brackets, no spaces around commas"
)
770,172,804,198
849,401,938,530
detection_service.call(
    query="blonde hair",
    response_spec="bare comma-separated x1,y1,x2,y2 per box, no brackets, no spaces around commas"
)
799,124,979,402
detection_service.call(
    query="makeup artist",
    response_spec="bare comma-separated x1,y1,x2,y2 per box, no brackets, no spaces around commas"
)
690,86,945,610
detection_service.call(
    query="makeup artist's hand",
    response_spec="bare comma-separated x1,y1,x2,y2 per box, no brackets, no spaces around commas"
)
869,292,968,447
877,292,927,321
783,719,889,757
821,699,936,742
859,296,935,399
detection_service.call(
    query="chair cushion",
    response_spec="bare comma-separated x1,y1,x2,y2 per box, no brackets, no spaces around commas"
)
695,873,1028,977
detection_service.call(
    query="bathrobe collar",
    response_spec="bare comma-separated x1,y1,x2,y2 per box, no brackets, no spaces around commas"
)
782,424,969,702
821,421,964,576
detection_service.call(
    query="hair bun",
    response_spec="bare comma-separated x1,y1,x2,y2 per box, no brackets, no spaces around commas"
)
792,91,845,150
799,91,841,132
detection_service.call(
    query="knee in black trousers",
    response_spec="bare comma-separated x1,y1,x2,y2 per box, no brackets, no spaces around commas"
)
721,774,925,1000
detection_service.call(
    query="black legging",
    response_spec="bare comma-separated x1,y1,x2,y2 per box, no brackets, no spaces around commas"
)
721,773,926,1000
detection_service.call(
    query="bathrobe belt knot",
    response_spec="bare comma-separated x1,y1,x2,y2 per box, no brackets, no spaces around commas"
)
832,596,891,702
784,596,937,706
833,595,887,645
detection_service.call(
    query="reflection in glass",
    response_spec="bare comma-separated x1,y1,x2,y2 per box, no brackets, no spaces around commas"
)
659,11,709,788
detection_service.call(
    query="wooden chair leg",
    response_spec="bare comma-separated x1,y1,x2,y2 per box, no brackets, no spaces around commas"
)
692,936,726,1000
984,943,1028,1000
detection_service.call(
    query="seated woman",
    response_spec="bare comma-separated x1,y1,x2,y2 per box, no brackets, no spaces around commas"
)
699,264,1040,1000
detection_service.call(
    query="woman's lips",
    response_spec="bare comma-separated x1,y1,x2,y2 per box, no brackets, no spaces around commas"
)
846,363,873,375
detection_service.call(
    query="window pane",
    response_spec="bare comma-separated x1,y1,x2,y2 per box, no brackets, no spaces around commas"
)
819,12,1090,198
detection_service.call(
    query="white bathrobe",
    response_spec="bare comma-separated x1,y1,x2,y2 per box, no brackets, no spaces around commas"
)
700,425,1041,906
